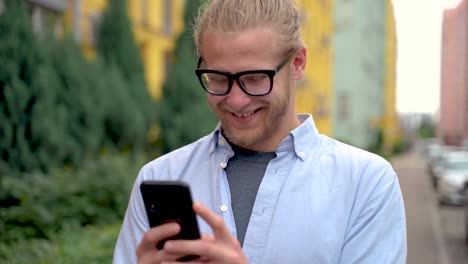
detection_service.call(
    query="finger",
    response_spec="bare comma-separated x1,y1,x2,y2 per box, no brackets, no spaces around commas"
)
163,239,212,260
161,261,206,264
161,261,205,264
137,250,160,264
159,251,191,262
139,250,187,264
162,242,206,263
165,239,242,263
137,223,181,256
193,202,238,245
201,233,215,242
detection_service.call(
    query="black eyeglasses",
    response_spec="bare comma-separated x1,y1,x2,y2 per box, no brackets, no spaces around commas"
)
195,49,295,96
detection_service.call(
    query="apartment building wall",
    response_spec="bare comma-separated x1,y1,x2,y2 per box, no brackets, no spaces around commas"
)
440,0,467,146
383,0,399,152
333,0,389,149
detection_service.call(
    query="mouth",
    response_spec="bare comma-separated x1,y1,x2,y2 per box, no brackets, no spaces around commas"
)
232,109,260,118
226,107,263,125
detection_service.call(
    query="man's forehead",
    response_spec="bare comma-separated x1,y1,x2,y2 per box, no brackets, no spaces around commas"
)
198,28,279,57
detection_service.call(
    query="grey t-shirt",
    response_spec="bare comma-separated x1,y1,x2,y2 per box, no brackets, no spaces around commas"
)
225,143,276,246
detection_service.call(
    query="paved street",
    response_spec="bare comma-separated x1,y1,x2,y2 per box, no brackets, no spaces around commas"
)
391,147,468,264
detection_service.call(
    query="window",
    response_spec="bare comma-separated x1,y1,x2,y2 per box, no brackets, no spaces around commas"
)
26,1,64,37
88,12,102,45
163,0,172,35
31,5,44,34
141,0,148,27
314,94,328,120
72,0,81,41
164,51,174,81
320,34,330,49
0,0,5,16
338,93,349,121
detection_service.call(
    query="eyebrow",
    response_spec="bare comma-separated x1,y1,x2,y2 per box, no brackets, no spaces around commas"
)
197,48,295,71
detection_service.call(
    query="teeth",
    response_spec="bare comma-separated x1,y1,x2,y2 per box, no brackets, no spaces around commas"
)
234,111,255,117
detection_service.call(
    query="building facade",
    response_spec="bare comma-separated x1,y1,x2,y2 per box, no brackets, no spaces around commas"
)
382,0,399,152
5,0,68,37
439,0,468,146
64,0,184,99
332,0,398,150
7,0,399,150
296,0,334,136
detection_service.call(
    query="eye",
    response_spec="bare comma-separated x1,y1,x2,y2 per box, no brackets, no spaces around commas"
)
243,73,267,82
202,73,227,83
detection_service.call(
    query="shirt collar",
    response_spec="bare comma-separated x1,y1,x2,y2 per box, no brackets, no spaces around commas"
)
284,113,319,160
209,114,320,159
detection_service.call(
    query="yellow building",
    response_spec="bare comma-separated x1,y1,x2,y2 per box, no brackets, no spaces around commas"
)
383,0,400,152
64,0,185,99
295,0,334,136
63,0,398,150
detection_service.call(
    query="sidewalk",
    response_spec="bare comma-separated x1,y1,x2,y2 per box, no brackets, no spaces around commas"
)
391,149,450,264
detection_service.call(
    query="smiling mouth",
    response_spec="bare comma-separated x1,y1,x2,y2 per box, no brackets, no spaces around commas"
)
231,108,261,118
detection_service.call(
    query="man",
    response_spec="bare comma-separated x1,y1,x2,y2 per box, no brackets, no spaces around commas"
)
113,0,407,263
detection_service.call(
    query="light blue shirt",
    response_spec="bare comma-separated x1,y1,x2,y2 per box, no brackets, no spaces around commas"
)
113,114,407,264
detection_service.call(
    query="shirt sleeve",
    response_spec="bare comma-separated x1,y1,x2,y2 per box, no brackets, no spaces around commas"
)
339,163,407,264
113,169,149,264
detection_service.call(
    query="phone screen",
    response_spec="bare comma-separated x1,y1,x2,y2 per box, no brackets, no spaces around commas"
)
140,181,201,261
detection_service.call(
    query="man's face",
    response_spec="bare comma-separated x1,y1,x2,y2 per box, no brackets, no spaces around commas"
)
198,28,303,151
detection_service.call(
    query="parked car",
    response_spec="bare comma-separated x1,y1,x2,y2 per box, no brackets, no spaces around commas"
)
437,152,468,205
465,182,468,244
423,139,443,161
429,146,460,189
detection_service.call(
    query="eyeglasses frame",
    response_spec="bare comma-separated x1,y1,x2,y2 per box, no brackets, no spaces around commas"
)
194,49,296,96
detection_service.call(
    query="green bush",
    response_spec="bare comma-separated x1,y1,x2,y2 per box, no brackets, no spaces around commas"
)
0,153,147,243
0,223,121,263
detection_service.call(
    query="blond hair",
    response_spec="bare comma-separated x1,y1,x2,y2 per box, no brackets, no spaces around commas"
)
193,0,304,54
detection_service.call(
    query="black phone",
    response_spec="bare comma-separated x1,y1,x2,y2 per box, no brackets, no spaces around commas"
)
140,180,201,262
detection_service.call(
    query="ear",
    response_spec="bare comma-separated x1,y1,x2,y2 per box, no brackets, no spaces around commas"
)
291,47,306,80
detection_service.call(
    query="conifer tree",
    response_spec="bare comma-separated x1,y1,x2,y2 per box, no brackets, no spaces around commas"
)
97,0,155,151
0,0,42,172
48,37,106,164
159,0,217,152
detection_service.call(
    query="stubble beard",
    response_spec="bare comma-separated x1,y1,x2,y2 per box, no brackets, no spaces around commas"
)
219,92,290,150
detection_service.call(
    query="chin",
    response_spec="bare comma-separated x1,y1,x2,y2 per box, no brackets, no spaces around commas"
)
223,126,264,148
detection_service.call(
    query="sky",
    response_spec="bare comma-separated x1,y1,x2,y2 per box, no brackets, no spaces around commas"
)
392,0,463,114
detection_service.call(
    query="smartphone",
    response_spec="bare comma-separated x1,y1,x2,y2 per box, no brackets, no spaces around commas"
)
140,180,201,261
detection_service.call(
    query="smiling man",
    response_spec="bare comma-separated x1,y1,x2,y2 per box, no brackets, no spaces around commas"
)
113,1,407,263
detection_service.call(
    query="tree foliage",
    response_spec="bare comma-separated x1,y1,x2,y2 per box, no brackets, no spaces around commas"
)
97,0,156,152
0,0,156,173
0,0,52,172
159,0,217,152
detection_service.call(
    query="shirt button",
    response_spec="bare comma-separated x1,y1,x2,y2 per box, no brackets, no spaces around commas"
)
220,162,227,168
298,151,305,157
220,205,228,212
219,139,225,146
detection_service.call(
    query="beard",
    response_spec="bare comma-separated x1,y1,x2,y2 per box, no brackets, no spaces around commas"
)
217,89,290,150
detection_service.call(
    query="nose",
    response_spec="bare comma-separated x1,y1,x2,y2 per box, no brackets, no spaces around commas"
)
225,80,252,110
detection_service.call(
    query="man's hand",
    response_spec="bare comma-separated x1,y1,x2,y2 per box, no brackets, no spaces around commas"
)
136,202,248,264
136,222,189,263
164,202,248,264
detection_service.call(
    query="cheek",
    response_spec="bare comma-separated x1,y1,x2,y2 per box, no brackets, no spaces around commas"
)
207,95,222,110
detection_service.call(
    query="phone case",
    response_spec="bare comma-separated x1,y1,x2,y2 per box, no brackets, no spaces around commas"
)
140,180,201,261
